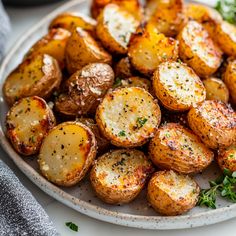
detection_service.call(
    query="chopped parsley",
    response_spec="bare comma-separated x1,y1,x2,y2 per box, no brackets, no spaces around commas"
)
137,117,148,128
65,222,79,232
113,77,122,88
118,130,126,136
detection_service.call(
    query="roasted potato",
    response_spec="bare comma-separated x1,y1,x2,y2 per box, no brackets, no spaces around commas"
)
96,87,161,147
76,118,110,154
149,123,213,174
96,4,139,54
147,170,200,216
6,96,55,156
90,149,154,204
38,122,97,187
49,12,97,35
114,57,135,78
145,0,186,37
177,21,222,77
216,21,236,56
188,100,236,149
3,54,62,106
153,61,206,111
217,145,236,172
65,27,112,74
203,77,229,103
223,59,236,105
25,28,71,68
91,0,143,21
128,23,179,76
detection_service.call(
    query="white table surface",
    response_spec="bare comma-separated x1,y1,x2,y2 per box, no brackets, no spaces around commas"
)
1,1,235,235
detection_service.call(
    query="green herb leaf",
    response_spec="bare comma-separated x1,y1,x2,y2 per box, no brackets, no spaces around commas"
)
113,77,122,88
65,222,79,232
118,130,126,137
215,0,236,24
136,117,148,128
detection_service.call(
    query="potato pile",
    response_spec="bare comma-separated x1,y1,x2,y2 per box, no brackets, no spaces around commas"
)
3,0,236,216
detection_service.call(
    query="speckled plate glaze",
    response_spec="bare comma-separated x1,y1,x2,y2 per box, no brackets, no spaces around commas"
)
0,0,235,230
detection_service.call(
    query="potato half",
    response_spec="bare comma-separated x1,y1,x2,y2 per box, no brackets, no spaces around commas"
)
153,61,206,111
128,23,179,76
149,123,213,174
96,87,161,147
177,21,222,77
38,122,97,187
147,170,200,216
188,100,236,149
3,54,62,106
5,96,55,156
96,4,139,54
65,27,112,74
90,149,154,204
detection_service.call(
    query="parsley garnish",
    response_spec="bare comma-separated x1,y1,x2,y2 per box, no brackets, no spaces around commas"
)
113,77,122,88
215,0,236,24
65,222,79,232
118,130,126,136
197,169,236,209
137,117,148,128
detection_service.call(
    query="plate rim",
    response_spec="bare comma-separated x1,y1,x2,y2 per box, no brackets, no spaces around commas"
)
0,0,236,230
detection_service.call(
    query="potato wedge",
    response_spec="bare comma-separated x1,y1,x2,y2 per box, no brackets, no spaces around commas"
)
6,96,55,156
188,100,236,149
153,61,206,111
203,77,229,103
96,87,161,147
38,122,97,187
3,54,62,106
90,149,154,204
65,27,112,74
49,12,97,34
96,4,139,54
216,21,236,56
177,21,222,77
128,23,179,76
25,28,71,68
149,123,213,174
145,0,186,37
217,145,236,172
223,59,236,105
147,170,200,216
114,57,135,78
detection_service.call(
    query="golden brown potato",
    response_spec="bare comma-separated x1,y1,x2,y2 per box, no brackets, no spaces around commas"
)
114,57,135,78
217,145,236,172
128,23,179,76
203,77,229,103
3,54,62,106
25,28,71,68
216,21,236,56
147,170,200,216
188,100,236,149
145,0,186,37
90,149,154,204
96,4,139,54
153,61,206,111
49,12,97,34
6,96,55,156
96,87,161,147
38,122,97,187
223,59,236,105
65,27,112,74
149,123,214,174
177,21,222,77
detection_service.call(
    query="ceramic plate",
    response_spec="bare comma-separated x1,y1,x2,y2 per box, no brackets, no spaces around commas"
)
0,0,235,230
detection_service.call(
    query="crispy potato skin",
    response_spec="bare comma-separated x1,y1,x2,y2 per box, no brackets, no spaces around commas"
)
128,23,179,76
217,145,236,172
96,4,139,54
65,27,112,74
90,149,154,204
188,100,236,149
25,28,71,68
38,122,97,187
149,123,213,174
3,54,62,106
6,96,56,156
96,87,161,147
114,57,135,78
153,61,206,111
177,21,222,77
223,59,236,105
203,77,229,103
147,170,200,216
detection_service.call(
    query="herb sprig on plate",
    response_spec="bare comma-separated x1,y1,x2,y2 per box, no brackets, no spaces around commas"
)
215,0,236,24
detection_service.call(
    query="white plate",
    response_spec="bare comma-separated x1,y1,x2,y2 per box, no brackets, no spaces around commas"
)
0,0,235,230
